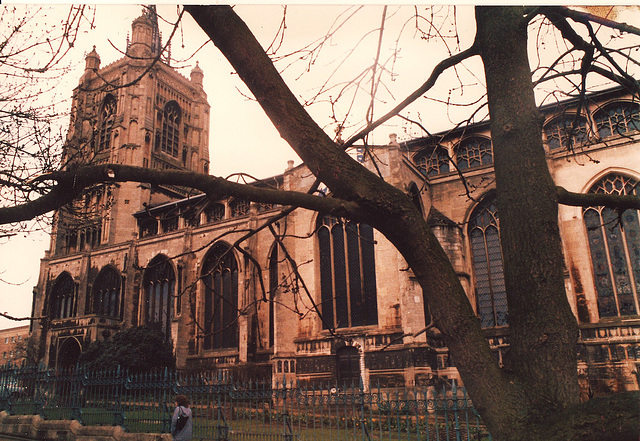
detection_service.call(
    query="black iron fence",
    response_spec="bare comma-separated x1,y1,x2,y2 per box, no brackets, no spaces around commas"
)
0,364,491,440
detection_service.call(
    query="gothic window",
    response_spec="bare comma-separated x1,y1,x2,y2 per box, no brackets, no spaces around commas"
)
161,216,179,233
268,244,279,348
139,217,158,237
230,199,250,217
91,266,121,319
584,174,640,317
543,115,589,151
317,215,378,329
160,101,181,157
469,194,508,327
455,137,493,170
205,203,225,223
202,243,239,350
49,272,76,320
95,94,116,153
414,145,450,177
143,255,175,339
594,101,640,140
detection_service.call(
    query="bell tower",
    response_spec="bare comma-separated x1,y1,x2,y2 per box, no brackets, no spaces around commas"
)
53,7,211,252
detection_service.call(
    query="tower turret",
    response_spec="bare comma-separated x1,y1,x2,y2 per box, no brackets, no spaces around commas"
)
190,61,204,88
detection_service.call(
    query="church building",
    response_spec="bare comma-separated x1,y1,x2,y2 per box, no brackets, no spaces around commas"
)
29,10,640,396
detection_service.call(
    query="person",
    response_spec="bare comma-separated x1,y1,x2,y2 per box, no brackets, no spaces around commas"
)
171,395,193,441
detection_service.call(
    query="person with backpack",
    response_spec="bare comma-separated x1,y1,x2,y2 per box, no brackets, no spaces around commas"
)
171,395,193,441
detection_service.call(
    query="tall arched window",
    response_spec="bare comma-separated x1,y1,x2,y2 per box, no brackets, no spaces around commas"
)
318,216,378,329
584,174,640,317
543,115,589,151
469,195,508,327
91,266,121,319
49,272,76,320
201,243,239,350
455,137,493,170
268,244,279,348
594,101,640,140
143,255,175,338
95,94,116,153
161,101,181,157
414,145,450,177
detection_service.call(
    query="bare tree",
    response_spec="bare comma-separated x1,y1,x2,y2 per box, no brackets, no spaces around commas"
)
1,5,640,440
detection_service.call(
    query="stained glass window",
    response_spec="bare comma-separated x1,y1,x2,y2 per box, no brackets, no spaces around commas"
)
202,243,239,350
594,101,640,140
161,101,181,157
318,216,378,329
49,272,76,319
456,137,493,170
415,145,450,177
584,174,640,317
143,255,175,339
91,266,121,318
469,195,508,327
543,115,589,151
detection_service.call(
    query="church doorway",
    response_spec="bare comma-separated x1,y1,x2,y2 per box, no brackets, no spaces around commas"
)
336,346,361,385
57,337,82,368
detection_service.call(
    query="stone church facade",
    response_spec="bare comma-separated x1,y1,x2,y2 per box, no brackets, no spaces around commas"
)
29,11,640,396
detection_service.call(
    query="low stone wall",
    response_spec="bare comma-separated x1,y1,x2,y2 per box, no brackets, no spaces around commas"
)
0,412,171,441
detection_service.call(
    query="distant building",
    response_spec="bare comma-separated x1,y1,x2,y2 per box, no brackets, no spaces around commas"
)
28,9,640,396
0,326,30,365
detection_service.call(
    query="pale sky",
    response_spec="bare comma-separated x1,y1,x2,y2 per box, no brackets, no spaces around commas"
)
1,4,638,329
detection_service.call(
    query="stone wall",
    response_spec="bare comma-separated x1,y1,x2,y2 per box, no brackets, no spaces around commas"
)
0,412,170,441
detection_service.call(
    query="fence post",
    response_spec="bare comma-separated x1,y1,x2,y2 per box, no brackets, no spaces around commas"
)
359,377,371,441
215,405,229,441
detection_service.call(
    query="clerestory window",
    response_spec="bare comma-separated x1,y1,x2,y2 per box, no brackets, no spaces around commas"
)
594,101,640,140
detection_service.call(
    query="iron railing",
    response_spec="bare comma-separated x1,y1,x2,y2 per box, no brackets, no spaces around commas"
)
0,364,491,441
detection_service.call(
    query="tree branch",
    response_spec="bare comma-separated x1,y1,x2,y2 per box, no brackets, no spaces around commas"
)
0,164,364,225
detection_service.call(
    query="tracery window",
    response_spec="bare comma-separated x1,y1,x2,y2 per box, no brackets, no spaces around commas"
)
317,216,378,329
95,94,116,153
230,199,250,217
594,102,640,140
415,145,450,177
455,137,493,170
584,174,640,317
160,101,181,157
91,266,121,318
143,255,175,339
201,243,239,350
205,203,225,223
469,195,508,327
543,115,589,151
49,272,76,320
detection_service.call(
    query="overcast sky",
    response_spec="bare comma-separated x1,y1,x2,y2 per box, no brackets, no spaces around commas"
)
1,5,638,329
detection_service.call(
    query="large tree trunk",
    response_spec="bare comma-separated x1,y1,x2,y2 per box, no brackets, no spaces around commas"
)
476,6,580,412
184,5,637,440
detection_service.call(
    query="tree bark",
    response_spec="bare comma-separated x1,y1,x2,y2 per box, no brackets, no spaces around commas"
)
476,5,580,415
